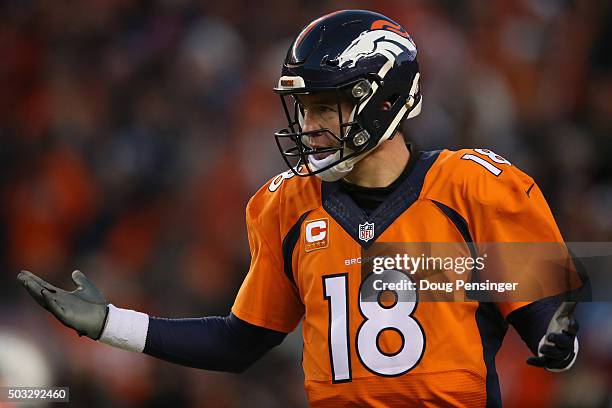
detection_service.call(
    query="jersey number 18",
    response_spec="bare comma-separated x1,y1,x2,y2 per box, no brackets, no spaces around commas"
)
323,271,425,383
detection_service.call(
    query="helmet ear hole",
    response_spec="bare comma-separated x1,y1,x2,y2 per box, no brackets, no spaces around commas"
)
380,100,394,111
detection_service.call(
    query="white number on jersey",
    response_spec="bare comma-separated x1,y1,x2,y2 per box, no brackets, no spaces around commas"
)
323,271,425,383
461,148,511,176
268,169,296,192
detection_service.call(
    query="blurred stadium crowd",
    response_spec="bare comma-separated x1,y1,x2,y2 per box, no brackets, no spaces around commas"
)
1,0,611,407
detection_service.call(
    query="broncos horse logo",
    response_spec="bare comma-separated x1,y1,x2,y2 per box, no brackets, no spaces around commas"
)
334,22,417,69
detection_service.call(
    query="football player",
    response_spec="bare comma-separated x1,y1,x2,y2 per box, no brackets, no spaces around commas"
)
19,10,580,407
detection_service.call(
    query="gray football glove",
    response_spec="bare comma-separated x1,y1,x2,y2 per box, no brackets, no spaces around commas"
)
526,301,579,371
17,270,108,340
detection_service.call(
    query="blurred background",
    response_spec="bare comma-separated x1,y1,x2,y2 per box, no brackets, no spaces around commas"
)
1,0,611,407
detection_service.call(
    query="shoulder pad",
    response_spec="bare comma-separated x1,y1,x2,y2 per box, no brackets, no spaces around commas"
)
247,170,321,235
425,148,534,207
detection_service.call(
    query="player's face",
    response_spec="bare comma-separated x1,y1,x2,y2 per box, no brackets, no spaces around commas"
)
297,93,354,160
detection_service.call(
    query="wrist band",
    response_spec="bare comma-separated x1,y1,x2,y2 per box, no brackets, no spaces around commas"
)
99,304,149,352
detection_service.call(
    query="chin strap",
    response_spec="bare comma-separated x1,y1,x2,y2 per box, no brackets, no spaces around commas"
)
308,151,356,182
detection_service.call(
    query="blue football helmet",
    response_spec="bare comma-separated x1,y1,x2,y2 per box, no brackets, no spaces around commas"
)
274,10,422,181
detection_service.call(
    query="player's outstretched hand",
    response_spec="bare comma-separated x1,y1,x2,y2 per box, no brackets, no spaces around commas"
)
17,270,108,340
526,301,579,371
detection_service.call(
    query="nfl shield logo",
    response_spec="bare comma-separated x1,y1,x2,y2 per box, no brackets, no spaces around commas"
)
358,222,375,242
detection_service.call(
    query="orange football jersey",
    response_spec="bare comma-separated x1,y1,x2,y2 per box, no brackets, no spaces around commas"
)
232,149,565,407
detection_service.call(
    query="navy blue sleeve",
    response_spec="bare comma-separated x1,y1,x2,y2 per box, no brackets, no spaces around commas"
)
507,297,561,355
143,313,287,373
